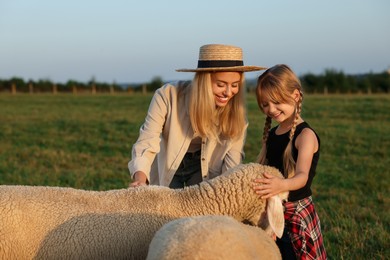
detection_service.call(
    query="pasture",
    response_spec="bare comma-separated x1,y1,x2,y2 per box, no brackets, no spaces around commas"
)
0,93,389,259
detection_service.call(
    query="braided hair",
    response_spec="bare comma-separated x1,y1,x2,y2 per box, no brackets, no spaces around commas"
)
255,64,303,178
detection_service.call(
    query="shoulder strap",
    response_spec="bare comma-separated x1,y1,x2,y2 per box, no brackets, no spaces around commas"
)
292,122,320,148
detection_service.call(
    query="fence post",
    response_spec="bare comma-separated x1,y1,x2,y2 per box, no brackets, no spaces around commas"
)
127,86,133,94
11,82,16,94
91,83,96,94
29,82,33,94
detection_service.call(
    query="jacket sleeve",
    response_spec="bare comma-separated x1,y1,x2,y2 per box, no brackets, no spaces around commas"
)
128,85,170,181
221,122,248,173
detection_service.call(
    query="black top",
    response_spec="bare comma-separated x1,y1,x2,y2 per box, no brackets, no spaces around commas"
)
266,122,320,202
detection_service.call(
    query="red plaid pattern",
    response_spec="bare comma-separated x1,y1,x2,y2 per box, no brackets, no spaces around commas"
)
284,197,327,260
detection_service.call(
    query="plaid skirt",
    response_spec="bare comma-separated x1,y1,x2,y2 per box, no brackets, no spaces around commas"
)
284,196,327,260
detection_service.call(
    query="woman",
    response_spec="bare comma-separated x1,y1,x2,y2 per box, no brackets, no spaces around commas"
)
129,44,265,188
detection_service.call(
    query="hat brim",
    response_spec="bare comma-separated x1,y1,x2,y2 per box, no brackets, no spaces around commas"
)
176,66,267,72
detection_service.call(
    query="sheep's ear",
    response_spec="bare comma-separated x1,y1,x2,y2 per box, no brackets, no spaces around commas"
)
267,196,285,238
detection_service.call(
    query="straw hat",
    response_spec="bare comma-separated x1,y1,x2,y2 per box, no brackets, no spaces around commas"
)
176,44,266,72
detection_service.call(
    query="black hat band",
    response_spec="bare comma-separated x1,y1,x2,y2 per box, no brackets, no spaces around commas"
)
197,60,244,68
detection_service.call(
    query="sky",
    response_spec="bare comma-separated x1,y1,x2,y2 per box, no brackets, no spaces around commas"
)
0,0,389,84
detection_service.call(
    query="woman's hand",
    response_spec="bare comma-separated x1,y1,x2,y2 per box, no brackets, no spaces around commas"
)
252,172,286,199
129,171,148,187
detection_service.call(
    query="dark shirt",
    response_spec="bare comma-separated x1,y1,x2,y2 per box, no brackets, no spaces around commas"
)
266,122,320,202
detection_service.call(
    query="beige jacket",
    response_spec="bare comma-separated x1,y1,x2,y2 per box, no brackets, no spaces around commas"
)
128,81,247,186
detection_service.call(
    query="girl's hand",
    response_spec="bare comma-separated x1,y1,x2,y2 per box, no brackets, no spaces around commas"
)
252,172,285,199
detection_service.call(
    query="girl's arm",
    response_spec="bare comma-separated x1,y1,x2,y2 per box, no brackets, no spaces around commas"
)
253,128,318,198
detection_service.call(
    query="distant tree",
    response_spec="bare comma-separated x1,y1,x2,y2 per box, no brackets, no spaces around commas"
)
112,82,124,92
323,69,349,93
356,76,370,93
56,82,67,93
66,79,88,93
0,79,6,92
36,79,53,92
10,77,26,92
301,73,321,93
345,75,357,93
148,76,163,92
369,71,390,93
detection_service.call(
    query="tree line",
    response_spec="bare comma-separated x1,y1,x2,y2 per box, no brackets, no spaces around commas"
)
1,69,389,94
299,68,390,94
0,76,165,94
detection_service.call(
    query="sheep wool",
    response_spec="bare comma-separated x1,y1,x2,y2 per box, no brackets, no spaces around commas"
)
0,163,287,260
146,215,282,260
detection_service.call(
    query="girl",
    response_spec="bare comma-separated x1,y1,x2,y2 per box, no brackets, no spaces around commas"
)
252,64,327,259
129,44,265,188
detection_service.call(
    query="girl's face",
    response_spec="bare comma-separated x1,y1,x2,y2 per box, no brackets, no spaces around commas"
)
211,72,241,107
259,90,299,124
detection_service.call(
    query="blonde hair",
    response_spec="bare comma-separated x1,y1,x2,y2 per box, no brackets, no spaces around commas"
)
255,64,303,178
189,72,246,142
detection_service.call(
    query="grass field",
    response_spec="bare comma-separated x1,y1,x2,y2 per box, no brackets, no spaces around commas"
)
0,93,389,259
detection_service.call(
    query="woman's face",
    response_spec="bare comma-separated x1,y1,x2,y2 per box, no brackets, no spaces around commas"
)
211,72,241,107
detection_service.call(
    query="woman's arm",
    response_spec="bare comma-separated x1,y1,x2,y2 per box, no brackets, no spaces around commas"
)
128,85,171,185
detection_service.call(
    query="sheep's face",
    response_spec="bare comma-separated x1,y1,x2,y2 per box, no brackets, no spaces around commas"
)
247,164,288,238
259,194,288,239
242,204,278,238
258,210,275,237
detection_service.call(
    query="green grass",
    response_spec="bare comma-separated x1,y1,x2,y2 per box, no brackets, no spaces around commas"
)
1,93,389,259
0,94,149,189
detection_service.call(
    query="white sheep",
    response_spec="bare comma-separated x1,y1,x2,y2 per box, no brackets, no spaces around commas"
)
0,163,287,259
146,215,282,260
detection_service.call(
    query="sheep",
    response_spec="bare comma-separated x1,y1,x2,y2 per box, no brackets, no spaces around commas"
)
146,215,282,260
0,163,287,260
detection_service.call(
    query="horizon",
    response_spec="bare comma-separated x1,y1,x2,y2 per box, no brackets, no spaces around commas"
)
2,69,387,86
